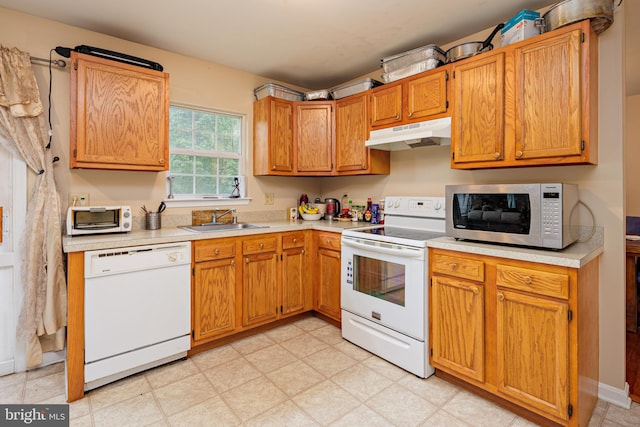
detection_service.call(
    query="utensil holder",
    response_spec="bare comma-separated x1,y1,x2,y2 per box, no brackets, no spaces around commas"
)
145,212,161,230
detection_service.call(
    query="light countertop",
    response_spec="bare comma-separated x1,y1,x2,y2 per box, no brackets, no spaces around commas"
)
64,220,604,268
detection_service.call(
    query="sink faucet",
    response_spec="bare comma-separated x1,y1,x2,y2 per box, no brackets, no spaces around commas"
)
211,208,236,224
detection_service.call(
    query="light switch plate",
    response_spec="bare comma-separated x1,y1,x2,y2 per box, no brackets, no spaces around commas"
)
69,193,89,207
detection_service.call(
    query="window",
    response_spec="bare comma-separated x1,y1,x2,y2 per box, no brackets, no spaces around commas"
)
168,105,243,198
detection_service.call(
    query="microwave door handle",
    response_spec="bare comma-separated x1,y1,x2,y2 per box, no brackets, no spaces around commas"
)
341,238,422,259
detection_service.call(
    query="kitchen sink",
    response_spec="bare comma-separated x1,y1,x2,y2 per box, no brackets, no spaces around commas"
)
179,223,268,233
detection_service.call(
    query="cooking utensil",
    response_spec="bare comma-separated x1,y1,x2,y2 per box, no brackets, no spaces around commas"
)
445,23,505,63
157,201,166,214
141,205,148,214
536,0,620,35
324,198,341,219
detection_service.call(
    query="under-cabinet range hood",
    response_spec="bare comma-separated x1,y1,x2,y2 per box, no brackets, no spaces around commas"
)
365,116,451,151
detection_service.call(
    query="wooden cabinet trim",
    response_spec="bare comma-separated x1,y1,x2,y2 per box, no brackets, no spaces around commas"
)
496,264,569,299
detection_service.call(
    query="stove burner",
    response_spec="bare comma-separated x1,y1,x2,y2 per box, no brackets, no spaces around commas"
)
357,226,444,242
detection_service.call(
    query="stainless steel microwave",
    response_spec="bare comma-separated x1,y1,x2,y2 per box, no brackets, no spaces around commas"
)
445,183,579,249
67,206,132,236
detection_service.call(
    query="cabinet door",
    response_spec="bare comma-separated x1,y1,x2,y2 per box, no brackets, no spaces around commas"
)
295,102,334,173
335,93,369,172
71,52,169,171
370,83,403,128
269,98,295,173
242,252,278,327
193,258,237,341
316,248,341,321
496,289,569,420
431,275,484,382
452,52,505,164
406,70,448,120
282,247,306,316
513,29,582,160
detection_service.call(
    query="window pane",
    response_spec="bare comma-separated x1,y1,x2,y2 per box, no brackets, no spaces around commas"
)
194,130,215,151
219,177,234,195
217,116,241,153
194,111,216,131
195,156,217,175
169,107,192,130
170,129,193,149
196,176,216,195
170,154,194,174
219,158,239,176
172,175,194,195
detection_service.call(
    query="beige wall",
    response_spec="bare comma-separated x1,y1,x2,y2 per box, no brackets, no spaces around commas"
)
0,5,627,393
626,95,640,216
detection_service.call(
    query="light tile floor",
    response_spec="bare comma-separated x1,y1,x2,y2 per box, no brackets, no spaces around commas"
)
1,316,639,426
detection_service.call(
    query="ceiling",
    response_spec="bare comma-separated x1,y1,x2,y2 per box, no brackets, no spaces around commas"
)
0,0,637,94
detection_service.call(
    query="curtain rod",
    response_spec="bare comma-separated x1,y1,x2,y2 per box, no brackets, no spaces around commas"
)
29,55,66,68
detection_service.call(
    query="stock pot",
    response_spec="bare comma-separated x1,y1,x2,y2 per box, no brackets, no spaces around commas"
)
537,0,621,35
445,23,504,63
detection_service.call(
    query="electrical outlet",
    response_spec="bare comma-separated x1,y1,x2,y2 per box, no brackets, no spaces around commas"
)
69,193,89,207
264,193,274,205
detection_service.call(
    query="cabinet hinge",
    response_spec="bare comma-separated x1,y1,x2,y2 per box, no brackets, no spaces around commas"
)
445,100,449,109
192,267,195,276
430,348,433,357
280,305,283,313
452,70,456,79
72,148,77,158
429,278,432,286
445,72,449,81
568,404,573,418
581,32,585,43
191,330,195,339
452,152,455,160
568,310,573,322
280,254,283,261
73,61,78,71
581,140,585,151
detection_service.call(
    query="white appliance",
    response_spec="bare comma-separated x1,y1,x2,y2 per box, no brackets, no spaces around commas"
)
83,242,191,391
364,117,451,151
67,205,132,236
341,196,445,377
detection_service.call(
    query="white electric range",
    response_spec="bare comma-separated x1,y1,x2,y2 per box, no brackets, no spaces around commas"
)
340,196,445,378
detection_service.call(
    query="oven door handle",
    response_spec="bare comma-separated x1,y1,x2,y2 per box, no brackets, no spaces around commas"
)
341,238,423,259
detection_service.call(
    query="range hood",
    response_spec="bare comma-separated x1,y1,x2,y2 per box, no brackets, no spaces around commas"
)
365,117,451,151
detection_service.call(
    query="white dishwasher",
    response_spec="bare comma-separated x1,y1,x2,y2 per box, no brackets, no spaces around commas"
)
84,241,191,391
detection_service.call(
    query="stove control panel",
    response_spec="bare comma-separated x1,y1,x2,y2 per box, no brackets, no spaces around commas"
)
384,196,445,218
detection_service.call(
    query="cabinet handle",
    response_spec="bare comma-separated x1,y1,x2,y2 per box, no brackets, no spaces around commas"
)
494,152,501,159
498,292,505,302
408,111,413,117
302,249,305,254
214,249,220,255
259,243,264,249
245,258,249,264
271,165,276,170
292,238,297,243
159,159,165,165
230,260,235,267
522,275,533,285
395,114,400,120
450,263,458,271
516,150,524,158
472,287,479,295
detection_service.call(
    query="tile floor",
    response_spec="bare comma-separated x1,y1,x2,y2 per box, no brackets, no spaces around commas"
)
1,316,639,426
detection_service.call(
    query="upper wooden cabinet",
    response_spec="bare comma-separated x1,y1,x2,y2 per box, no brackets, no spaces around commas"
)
70,52,169,171
253,96,295,175
451,20,597,169
335,93,390,175
295,101,334,174
254,96,389,176
370,67,450,130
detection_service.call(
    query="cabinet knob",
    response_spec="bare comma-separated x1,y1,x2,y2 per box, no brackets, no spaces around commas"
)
245,258,249,264
272,165,276,170
494,152,501,159
292,238,297,243
302,249,305,254
159,159,165,165
214,249,220,255
498,292,505,302
395,114,400,120
516,150,524,158
408,111,413,117
230,260,235,267
259,243,264,249
450,263,458,271
522,275,532,285
472,287,479,295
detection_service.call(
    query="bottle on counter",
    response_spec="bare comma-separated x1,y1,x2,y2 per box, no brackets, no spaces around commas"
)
371,203,379,224
378,199,385,224
364,197,373,222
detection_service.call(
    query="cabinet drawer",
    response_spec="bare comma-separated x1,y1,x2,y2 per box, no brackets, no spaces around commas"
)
194,240,235,262
317,232,341,250
283,232,306,250
243,236,278,255
496,264,569,299
432,253,485,282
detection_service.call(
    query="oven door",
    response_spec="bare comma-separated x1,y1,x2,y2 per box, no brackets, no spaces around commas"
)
341,235,426,340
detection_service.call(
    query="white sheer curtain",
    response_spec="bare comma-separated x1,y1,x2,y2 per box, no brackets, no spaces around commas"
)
0,45,66,368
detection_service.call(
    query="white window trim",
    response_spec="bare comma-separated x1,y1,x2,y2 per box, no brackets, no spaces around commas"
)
167,102,248,206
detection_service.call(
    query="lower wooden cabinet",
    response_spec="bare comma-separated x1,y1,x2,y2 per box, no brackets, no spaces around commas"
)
314,231,342,322
242,235,279,327
281,232,309,316
192,239,239,343
429,248,599,427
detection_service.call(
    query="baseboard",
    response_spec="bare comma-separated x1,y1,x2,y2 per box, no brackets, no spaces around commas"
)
0,360,14,377
598,381,632,409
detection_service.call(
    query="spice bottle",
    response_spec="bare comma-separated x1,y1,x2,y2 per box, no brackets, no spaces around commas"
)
364,197,373,222
371,204,379,224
